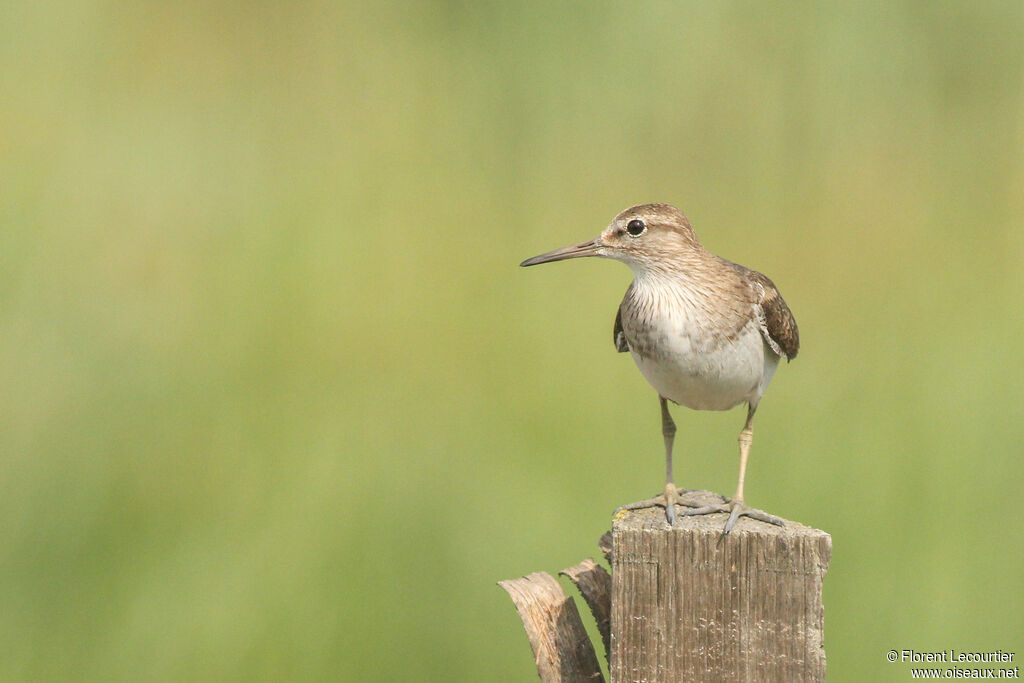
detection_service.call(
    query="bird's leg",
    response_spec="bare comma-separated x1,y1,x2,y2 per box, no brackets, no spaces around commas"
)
733,404,754,504
659,395,680,523
679,403,784,534
615,396,694,524
724,404,784,532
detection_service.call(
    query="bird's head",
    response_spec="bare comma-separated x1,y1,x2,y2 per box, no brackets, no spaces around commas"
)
520,204,702,273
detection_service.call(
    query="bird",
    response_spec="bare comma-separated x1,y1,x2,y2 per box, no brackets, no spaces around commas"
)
520,203,799,534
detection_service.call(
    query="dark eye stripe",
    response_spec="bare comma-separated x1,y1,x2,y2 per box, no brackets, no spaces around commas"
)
627,219,646,236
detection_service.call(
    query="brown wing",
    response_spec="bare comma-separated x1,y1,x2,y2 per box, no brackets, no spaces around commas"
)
748,270,800,361
613,305,629,353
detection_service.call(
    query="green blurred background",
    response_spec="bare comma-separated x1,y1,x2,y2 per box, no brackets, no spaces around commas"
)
2,1,1022,680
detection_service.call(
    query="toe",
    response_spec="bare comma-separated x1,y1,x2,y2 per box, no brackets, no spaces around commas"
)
745,508,785,527
722,505,744,534
678,504,728,517
615,496,665,513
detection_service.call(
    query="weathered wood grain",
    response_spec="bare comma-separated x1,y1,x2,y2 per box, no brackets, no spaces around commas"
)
598,531,613,564
499,572,605,682
610,491,831,682
560,559,612,661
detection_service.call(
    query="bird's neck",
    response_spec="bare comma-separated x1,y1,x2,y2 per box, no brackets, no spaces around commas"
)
622,248,729,321
627,248,717,295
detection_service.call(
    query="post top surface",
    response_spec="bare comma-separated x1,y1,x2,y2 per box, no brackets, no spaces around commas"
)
613,490,831,542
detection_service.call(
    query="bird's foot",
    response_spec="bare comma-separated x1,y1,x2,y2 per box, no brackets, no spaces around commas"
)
614,483,699,525
678,498,784,535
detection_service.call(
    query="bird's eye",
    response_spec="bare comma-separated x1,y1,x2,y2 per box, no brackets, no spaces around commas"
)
626,219,646,236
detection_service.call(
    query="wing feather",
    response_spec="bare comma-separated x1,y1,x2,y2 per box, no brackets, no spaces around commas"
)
613,305,629,353
749,271,800,360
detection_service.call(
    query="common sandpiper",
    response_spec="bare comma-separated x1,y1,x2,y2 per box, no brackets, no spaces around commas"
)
521,203,799,534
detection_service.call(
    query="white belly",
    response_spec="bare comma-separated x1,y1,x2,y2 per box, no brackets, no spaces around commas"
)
630,319,778,411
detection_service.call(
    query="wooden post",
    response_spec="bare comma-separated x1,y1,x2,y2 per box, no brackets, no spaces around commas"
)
501,490,831,682
610,491,831,682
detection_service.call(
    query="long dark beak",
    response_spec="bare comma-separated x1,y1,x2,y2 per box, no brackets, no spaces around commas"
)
520,239,602,267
